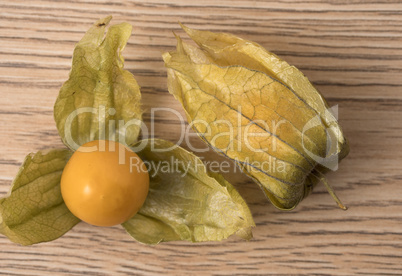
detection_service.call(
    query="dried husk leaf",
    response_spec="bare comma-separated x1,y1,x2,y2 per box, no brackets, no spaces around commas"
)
0,149,79,245
163,26,349,210
54,16,142,151
179,25,349,163
122,139,255,244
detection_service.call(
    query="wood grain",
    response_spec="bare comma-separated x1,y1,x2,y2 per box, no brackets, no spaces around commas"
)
1,0,401,275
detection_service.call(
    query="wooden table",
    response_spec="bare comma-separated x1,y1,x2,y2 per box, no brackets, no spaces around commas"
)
1,1,401,275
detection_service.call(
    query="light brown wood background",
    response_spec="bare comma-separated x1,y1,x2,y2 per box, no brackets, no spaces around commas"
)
1,0,401,275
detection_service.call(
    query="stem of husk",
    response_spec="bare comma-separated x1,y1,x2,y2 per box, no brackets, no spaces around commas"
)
310,170,348,210
321,177,348,210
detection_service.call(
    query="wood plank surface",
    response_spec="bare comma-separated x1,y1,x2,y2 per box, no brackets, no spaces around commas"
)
0,0,401,275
